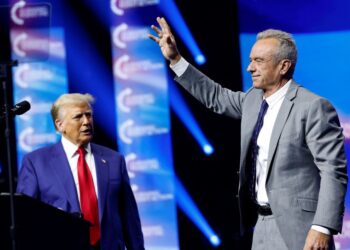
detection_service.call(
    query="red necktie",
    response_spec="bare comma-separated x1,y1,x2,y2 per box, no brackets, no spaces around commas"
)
77,147,100,245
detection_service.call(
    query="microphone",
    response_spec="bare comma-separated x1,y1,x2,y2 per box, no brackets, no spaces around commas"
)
0,100,31,120
11,100,31,115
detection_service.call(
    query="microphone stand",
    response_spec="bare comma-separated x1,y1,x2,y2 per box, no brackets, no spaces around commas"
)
1,60,18,250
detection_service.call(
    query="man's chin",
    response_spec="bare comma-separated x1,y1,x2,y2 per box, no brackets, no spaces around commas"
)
80,135,93,145
253,82,263,89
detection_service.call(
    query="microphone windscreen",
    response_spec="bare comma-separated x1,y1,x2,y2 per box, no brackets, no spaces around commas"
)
12,100,31,115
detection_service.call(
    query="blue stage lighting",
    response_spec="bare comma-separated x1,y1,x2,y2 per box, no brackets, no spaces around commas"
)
81,0,110,28
195,54,206,65
169,80,214,155
159,0,206,65
175,176,221,246
203,144,214,155
210,235,221,247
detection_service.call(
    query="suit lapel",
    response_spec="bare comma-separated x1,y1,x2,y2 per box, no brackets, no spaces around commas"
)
266,82,298,176
49,142,80,212
91,144,109,223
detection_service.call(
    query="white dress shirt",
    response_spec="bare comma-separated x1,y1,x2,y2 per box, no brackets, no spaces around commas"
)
61,136,99,202
256,81,291,204
170,57,330,235
170,57,189,77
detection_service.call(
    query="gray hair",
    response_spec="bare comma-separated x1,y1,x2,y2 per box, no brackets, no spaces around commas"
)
257,29,297,78
51,93,94,129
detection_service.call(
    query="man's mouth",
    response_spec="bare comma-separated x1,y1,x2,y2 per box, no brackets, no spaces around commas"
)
81,128,93,135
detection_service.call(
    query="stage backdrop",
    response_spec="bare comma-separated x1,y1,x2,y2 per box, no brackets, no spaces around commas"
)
237,0,350,248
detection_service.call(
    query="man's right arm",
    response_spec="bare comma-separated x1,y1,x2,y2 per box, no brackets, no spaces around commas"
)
173,58,245,119
149,17,245,119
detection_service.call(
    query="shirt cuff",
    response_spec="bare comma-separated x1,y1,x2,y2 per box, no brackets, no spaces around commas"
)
169,57,189,77
311,225,331,235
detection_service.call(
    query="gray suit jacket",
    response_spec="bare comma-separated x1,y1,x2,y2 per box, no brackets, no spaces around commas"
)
175,64,348,250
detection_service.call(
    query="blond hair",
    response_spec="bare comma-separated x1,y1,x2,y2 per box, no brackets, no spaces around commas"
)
51,93,94,129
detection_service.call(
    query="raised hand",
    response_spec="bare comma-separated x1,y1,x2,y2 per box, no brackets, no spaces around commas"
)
148,17,181,65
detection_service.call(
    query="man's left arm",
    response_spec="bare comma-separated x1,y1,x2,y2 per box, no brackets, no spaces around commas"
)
304,98,348,248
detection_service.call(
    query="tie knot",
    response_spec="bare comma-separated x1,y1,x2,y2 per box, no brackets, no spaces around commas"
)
260,100,269,115
77,147,86,157
261,99,268,109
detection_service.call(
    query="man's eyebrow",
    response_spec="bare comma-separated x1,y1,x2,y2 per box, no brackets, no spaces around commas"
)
71,112,83,118
71,111,92,118
250,56,264,60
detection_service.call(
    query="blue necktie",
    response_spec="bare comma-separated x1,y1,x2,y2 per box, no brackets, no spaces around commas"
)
248,100,269,201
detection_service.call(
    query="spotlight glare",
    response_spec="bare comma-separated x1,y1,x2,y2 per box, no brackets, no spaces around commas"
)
170,81,214,155
175,176,221,247
203,144,214,155
210,235,221,246
195,54,206,65
159,1,205,66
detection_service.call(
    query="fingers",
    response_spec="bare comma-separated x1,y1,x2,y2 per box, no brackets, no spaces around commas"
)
149,22,164,44
157,17,171,33
151,24,162,36
148,34,159,43
149,17,174,48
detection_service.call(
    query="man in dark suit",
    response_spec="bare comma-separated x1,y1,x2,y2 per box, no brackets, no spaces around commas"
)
149,17,348,250
17,93,144,250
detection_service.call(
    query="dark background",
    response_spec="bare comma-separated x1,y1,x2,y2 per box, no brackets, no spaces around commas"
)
0,1,249,249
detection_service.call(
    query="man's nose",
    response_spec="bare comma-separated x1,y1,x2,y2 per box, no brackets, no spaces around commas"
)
82,115,91,124
247,62,255,73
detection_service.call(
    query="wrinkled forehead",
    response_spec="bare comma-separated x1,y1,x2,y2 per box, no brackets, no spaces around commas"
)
250,38,280,58
59,102,93,118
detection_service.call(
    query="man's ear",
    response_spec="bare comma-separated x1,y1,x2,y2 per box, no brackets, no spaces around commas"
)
55,119,64,133
280,59,292,76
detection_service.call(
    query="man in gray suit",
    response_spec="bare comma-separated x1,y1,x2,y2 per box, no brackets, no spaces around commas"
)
149,17,348,250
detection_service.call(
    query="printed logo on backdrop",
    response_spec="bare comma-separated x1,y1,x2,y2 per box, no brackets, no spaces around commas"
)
119,119,168,144
10,1,51,62
114,55,163,80
19,127,57,152
111,0,159,16
125,152,160,192
11,0,50,26
117,88,155,113
113,23,149,49
14,63,55,88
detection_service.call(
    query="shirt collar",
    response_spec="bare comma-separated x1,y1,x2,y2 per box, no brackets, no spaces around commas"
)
61,136,91,158
265,80,291,109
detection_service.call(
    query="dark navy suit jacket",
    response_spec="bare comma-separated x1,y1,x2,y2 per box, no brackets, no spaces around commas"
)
17,142,144,250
